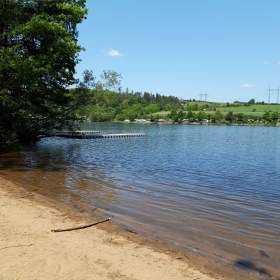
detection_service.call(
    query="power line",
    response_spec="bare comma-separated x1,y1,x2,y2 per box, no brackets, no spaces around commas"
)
268,87,280,104
199,93,208,102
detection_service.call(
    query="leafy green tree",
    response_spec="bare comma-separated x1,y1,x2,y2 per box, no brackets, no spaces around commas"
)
225,112,235,123
144,104,160,114
177,110,185,123
271,112,279,122
88,106,116,122
236,113,245,123
168,109,177,122
263,112,271,122
186,109,194,119
150,114,160,122
80,70,96,89
168,109,185,123
197,111,207,121
100,70,122,91
143,92,152,104
0,0,87,146
212,110,223,123
117,104,143,121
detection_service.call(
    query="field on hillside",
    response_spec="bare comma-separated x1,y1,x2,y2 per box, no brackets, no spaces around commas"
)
218,104,280,113
152,102,280,118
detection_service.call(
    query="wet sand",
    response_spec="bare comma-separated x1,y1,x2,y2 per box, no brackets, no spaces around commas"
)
0,176,219,280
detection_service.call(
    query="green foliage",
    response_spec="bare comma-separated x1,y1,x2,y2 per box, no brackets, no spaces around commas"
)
168,109,185,123
118,104,144,121
79,93,280,125
144,104,161,114
0,0,87,147
212,110,223,123
271,112,279,121
88,106,116,122
225,112,234,123
100,70,122,91
262,111,279,123
218,104,280,114
80,70,95,89
196,111,207,121
186,109,194,119
75,86,182,122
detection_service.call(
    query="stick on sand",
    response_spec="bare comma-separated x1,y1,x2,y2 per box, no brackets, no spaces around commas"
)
51,218,111,233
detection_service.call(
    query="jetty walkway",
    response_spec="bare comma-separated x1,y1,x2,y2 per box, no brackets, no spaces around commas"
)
49,131,146,139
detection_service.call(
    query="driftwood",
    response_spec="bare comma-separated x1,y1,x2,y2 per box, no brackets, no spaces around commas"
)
51,218,111,233
0,244,33,251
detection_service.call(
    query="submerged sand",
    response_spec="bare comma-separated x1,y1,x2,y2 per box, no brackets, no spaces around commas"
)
0,177,218,280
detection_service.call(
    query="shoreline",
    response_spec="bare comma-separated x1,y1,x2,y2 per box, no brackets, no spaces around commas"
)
0,175,221,280
95,120,280,128
0,175,272,280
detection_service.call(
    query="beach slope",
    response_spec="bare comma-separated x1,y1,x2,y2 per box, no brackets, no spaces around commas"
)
0,177,217,280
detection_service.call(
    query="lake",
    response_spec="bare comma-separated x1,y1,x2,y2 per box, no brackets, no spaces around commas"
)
1,123,279,279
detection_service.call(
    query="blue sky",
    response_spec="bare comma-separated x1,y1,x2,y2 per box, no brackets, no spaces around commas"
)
76,0,280,102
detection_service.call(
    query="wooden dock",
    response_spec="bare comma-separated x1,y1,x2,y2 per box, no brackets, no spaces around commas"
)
50,131,146,139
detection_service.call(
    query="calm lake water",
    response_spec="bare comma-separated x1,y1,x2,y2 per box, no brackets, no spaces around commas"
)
1,123,280,279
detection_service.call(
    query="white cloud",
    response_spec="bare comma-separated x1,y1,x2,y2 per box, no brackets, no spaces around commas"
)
240,83,255,88
108,49,124,57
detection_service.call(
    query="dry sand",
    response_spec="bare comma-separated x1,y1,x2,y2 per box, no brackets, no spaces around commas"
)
0,177,219,280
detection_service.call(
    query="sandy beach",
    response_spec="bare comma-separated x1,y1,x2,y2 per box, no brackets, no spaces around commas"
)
0,176,219,280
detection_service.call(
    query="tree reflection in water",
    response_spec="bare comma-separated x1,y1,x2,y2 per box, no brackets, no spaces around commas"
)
0,142,118,216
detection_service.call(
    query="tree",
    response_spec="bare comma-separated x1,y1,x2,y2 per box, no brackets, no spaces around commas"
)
225,112,235,123
168,109,185,123
119,104,143,121
144,104,160,114
0,0,87,146
271,112,279,122
236,113,245,123
100,70,122,91
263,112,271,122
197,111,207,121
80,70,96,89
212,110,223,123
186,109,194,119
248,98,255,104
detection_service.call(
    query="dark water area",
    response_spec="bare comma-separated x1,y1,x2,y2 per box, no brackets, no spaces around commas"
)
0,123,280,279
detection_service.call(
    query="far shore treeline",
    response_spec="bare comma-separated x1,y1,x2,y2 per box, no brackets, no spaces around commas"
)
1,1,280,149
74,69,280,126
73,73,280,126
